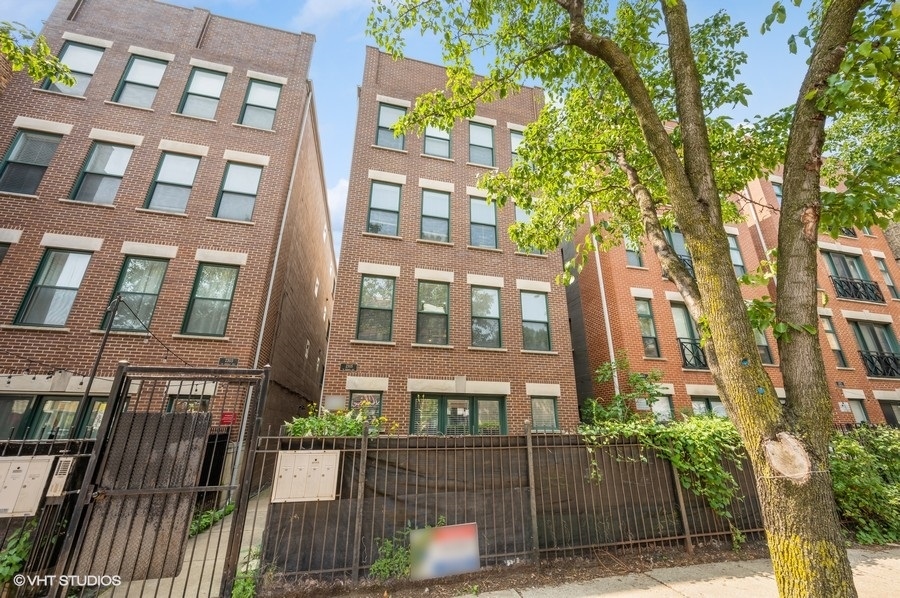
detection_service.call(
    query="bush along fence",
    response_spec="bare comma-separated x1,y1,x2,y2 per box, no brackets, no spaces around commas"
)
248,428,764,589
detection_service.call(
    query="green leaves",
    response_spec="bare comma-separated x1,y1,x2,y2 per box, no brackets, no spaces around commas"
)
0,22,74,86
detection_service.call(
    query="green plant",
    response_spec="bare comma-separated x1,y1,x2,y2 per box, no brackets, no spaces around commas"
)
189,502,235,537
284,403,394,437
829,426,900,544
369,515,446,581
0,519,36,584
231,546,260,598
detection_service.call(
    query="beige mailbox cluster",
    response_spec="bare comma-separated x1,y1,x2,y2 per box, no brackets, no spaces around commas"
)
270,450,340,503
0,456,55,517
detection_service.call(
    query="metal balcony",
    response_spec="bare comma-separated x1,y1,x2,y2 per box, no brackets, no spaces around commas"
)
858,350,900,378
830,276,885,303
678,338,708,369
677,254,695,278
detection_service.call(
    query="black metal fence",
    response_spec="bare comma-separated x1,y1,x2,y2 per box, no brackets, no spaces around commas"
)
249,431,763,588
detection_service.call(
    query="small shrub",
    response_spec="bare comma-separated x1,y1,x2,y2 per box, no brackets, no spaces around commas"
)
231,546,260,598
189,502,235,537
370,516,446,581
0,520,36,584
285,403,394,437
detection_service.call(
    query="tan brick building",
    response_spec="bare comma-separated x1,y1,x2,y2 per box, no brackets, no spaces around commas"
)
568,173,900,427
0,0,335,439
322,48,579,434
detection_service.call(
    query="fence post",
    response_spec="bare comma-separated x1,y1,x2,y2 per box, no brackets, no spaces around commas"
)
524,423,541,567
669,460,694,554
351,425,369,584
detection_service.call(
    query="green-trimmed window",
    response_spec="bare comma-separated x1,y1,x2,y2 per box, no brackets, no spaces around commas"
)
771,181,783,205
182,263,238,336
755,329,774,364
376,103,406,149
350,391,383,416
470,196,497,248
421,189,450,242
367,181,401,235
146,152,200,213
514,206,543,254
71,143,133,204
530,396,558,431
849,399,869,423
44,42,104,95
728,234,746,276
521,291,550,351
357,275,395,341
106,257,168,331
240,80,281,129
650,396,674,422
691,396,727,417
510,129,523,161
821,316,848,368
112,55,167,108
0,131,62,195
416,281,449,345
469,122,494,166
423,126,451,158
411,395,506,435
16,250,91,326
625,235,644,267
214,162,262,221
178,68,226,119
876,257,900,299
635,299,659,358
472,286,501,348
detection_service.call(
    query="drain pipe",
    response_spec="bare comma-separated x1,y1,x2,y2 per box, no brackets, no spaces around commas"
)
587,210,620,396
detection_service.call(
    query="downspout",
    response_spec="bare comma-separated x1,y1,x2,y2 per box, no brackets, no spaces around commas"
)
587,210,620,396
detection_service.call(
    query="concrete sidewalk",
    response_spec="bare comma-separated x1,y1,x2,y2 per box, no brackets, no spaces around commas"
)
480,546,899,597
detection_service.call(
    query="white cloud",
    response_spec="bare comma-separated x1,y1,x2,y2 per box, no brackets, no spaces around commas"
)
291,0,372,31
327,178,349,259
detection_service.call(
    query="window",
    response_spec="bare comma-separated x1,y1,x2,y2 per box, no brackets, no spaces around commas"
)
423,126,450,158
178,68,226,119
470,196,497,248
214,162,262,221
472,286,501,348
821,316,848,367
0,396,33,440
0,131,62,195
755,329,774,364
106,257,168,331
16,250,91,326
672,303,706,369
692,396,727,417
367,181,401,235
625,235,643,267
664,228,693,277
651,396,674,422
421,189,450,242
350,391,383,416
167,396,210,413
146,152,200,213
44,42,103,95
635,299,660,358
839,227,858,238
771,181,783,205
531,396,558,431
0,243,9,264
851,320,900,377
862,226,874,236
182,263,238,336
521,291,550,351
71,143,133,204
240,80,281,129
469,122,494,166
515,206,543,254
728,234,746,276
112,56,167,108
411,395,506,435
376,103,405,149
510,129,523,161
416,281,449,345
824,252,883,302
876,257,900,299
848,399,868,424
357,275,395,341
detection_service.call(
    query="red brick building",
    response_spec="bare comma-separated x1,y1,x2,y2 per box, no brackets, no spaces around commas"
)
322,48,579,434
568,174,900,427
0,0,335,439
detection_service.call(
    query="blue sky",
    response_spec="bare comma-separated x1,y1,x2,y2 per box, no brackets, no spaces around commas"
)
1,0,810,255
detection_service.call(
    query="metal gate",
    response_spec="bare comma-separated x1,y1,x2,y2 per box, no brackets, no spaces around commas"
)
1,362,269,598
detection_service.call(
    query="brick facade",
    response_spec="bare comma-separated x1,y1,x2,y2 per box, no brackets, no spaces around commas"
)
322,48,579,434
0,0,334,437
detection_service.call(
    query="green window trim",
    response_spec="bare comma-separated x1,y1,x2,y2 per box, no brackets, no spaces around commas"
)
181,263,239,336
145,152,201,213
104,256,169,331
43,41,104,96
213,162,263,222
112,55,167,108
420,188,450,242
423,125,451,158
468,122,494,166
410,394,507,435
471,286,501,348
510,129,524,161
0,130,62,196
514,206,543,254
625,235,643,267
376,103,406,150
754,329,774,364
367,181,402,236
530,396,558,431
470,196,497,248
356,275,395,341
416,281,450,345
239,79,282,130
727,234,745,276
635,299,660,358
350,391,383,416
521,291,551,351
178,67,227,119
876,257,900,299
821,315,848,368
15,249,92,327
70,142,133,204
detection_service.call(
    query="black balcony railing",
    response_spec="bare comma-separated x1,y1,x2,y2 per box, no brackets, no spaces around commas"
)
678,337,708,369
677,254,695,278
830,276,885,303
858,350,900,378
839,227,858,238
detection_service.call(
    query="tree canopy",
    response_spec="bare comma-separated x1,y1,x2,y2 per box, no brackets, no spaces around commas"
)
1,21,73,86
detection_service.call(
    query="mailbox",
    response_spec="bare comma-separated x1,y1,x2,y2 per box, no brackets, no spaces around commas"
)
271,450,340,503
0,456,54,517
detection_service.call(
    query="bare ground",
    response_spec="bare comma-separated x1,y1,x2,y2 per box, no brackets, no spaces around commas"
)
258,537,772,598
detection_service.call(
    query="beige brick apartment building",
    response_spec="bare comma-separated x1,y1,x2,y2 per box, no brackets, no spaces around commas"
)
0,0,335,439
568,175,900,427
323,47,579,434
